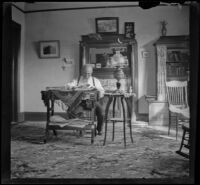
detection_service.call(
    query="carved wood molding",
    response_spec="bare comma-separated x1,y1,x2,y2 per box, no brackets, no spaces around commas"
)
157,45,167,101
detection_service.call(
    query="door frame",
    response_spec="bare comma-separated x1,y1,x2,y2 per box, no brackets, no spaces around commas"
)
11,20,21,123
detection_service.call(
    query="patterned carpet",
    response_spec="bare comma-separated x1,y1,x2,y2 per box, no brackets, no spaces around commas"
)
11,121,189,180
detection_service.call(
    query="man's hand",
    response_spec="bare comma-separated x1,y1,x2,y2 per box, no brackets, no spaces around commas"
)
124,92,136,98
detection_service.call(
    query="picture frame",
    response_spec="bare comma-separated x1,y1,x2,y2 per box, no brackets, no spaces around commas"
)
124,22,135,39
39,40,60,58
95,17,119,34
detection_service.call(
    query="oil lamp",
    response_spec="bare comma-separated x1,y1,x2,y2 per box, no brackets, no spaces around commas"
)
113,66,125,91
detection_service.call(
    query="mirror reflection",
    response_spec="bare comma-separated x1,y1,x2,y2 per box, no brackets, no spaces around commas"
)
89,46,129,68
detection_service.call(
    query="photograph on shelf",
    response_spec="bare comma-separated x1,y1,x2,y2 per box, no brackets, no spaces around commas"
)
124,22,135,39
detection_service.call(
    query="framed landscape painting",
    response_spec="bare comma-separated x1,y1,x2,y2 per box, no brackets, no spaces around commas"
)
96,17,119,34
39,40,60,58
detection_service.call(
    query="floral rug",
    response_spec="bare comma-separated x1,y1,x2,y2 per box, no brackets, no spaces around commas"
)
11,121,189,180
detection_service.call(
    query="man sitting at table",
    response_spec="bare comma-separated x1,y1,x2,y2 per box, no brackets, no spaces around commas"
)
66,64,105,135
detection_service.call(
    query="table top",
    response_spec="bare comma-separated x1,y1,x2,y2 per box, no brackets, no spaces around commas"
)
41,87,98,107
104,90,136,97
45,86,97,92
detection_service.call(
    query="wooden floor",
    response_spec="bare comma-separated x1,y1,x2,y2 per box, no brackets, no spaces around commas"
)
11,121,189,181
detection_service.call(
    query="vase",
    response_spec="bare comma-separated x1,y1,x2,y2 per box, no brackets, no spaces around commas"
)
162,27,167,36
113,66,125,90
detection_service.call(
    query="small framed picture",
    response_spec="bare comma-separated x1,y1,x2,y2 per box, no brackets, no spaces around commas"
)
39,40,60,58
124,22,135,39
96,17,119,34
96,63,102,68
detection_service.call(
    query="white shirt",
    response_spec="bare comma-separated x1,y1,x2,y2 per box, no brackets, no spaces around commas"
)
67,76,105,98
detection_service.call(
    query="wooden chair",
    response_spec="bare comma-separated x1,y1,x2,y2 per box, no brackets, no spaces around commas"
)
165,80,190,158
176,122,190,158
165,80,190,139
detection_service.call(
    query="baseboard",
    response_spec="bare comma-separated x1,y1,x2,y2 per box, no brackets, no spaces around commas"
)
136,113,148,122
24,112,67,121
24,112,148,122
18,112,25,122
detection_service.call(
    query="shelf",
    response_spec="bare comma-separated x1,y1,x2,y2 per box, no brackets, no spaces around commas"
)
166,76,188,81
93,67,131,79
166,61,189,64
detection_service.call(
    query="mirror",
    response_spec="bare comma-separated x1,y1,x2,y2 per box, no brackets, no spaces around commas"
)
89,46,129,68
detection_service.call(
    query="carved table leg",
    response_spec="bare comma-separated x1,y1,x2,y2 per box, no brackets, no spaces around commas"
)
125,97,133,143
103,96,113,146
112,97,117,141
121,97,126,148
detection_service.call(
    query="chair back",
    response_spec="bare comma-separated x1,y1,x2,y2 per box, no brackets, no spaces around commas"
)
165,80,189,108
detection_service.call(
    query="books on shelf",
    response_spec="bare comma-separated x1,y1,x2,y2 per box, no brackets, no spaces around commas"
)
167,51,189,63
167,63,187,77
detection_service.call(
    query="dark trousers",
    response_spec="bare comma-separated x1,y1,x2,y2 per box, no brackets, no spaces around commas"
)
95,102,104,132
77,100,104,132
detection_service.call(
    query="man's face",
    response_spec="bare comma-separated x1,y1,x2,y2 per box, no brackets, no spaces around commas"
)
82,67,93,79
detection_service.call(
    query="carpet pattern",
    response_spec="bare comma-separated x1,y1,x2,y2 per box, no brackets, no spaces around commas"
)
11,121,189,179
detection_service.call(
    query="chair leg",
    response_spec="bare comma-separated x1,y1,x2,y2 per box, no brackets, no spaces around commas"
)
168,112,172,135
94,124,97,136
44,129,49,143
176,114,178,140
53,129,57,137
129,120,133,143
178,129,186,152
176,127,189,159
112,121,115,141
91,128,95,144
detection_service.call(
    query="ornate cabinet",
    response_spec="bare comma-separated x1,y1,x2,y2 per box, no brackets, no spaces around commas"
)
146,35,190,126
80,34,138,121
155,35,190,101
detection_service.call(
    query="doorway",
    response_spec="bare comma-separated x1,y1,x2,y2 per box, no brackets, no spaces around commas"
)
11,21,21,123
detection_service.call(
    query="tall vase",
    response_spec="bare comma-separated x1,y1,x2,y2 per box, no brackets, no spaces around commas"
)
162,26,167,36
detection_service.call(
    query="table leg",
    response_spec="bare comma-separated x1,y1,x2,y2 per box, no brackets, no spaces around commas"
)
91,128,95,144
44,127,49,143
112,97,117,141
103,96,113,146
125,97,133,143
121,97,126,148
53,129,57,136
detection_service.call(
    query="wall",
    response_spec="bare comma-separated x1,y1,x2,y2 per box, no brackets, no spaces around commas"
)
12,5,25,118
24,5,189,113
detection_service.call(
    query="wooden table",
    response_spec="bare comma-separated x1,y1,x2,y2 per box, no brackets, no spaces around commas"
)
103,91,134,147
41,88,98,144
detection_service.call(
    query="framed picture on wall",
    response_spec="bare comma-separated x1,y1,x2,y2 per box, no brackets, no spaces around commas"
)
39,40,60,58
124,22,135,39
95,17,119,34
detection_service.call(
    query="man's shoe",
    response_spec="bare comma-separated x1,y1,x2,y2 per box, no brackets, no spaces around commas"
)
97,131,102,136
